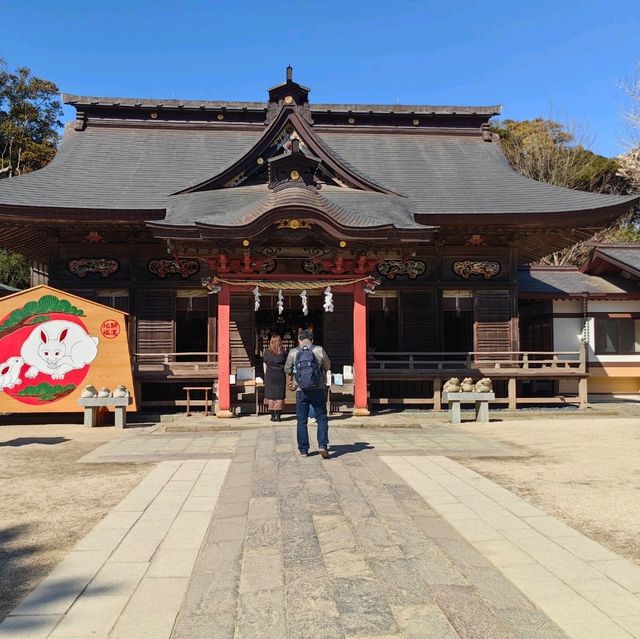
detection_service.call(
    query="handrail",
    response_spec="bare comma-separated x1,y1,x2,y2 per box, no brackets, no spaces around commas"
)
367,350,585,374
135,352,218,359
134,352,219,369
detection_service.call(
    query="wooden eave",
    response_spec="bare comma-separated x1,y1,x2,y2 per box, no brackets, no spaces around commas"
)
0,203,165,222
579,250,640,278
148,208,436,243
518,291,640,300
415,204,637,228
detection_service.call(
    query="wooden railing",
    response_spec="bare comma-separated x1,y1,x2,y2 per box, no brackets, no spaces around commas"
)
367,343,589,409
368,345,586,375
134,352,218,375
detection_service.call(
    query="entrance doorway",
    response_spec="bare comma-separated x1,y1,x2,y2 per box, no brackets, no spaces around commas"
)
255,293,324,355
442,291,474,353
175,290,208,361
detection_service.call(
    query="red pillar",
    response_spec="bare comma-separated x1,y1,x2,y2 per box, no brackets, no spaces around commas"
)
353,284,370,416
216,286,233,418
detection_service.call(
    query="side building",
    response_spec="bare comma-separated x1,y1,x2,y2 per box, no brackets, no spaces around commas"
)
520,245,640,401
0,70,637,413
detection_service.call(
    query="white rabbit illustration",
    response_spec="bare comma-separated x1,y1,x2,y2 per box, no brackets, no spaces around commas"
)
0,356,24,390
21,321,99,380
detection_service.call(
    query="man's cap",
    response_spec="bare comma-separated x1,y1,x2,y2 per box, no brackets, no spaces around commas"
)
298,330,314,341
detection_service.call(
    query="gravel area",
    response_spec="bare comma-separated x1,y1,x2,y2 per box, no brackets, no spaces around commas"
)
457,416,640,564
0,423,151,621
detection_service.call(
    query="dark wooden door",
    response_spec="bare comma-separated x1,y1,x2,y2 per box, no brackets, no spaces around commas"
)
474,289,514,354
230,294,255,369
136,289,174,361
399,290,437,352
324,293,353,373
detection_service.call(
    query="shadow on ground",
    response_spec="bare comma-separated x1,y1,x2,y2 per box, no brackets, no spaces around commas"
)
0,437,70,447
309,441,374,459
0,523,114,626
0,523,42,621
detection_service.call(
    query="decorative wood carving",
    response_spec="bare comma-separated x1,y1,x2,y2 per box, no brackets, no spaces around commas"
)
206,254,276,275
68,259,119,278
148,259,200,279
303,256,379,275
376,260,426,280
276,218,313,230
82,231,106,244
464,234,487,246
452,260,501,280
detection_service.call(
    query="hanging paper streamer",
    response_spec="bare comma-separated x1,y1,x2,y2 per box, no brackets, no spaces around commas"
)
300,289,308,316
323,286,334,312
277,289,284,315
252,286,261,311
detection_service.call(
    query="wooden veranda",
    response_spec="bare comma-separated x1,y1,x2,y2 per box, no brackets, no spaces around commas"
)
131,344,588,411
368,344,588,409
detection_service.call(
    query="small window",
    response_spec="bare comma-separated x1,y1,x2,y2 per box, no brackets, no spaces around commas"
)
96,289,129,313
594,318,640,354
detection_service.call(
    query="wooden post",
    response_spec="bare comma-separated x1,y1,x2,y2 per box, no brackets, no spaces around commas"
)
433,377,442,412
578,377,588,409
353,284,370,416
508,377,517,410
216,287,233,418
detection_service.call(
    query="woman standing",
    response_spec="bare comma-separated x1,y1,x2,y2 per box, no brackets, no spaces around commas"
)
263,334,287,422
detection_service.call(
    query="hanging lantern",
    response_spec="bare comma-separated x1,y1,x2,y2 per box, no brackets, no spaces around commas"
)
300,289,308,316
277,289,285,315
323,286,334,312
252,286,261,311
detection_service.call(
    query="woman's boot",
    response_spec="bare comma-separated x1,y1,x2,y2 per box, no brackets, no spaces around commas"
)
275,411,282,422
270,411,275,422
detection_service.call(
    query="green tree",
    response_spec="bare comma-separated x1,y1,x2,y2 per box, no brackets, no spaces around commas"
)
0,248,29,288
492,118,628,194
0,59,62,177
492,118,637,265
0,60,62,288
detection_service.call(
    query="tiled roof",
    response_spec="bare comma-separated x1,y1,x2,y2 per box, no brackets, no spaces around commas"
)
0,123,635,222
156,185,423,230
518,266,640,297
594,246,640,274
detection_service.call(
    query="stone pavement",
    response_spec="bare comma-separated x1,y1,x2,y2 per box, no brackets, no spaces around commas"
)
1,424,639,638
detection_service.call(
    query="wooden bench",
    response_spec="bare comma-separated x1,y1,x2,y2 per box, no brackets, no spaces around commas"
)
442,392,495,424
183,386,212,416
77,397,131,428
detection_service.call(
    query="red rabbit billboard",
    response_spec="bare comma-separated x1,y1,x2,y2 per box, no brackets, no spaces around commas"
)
0,286,136,413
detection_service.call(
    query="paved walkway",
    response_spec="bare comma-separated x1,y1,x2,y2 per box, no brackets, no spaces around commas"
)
1,425,639,638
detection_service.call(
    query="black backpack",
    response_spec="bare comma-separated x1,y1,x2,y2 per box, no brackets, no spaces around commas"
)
295,345,321,390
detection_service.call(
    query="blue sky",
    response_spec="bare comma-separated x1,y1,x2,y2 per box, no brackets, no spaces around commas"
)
1,0,639,156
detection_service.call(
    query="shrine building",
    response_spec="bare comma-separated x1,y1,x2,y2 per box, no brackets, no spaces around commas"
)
0,69,638,415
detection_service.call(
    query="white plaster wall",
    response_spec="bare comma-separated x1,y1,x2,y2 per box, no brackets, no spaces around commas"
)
552,299,640,363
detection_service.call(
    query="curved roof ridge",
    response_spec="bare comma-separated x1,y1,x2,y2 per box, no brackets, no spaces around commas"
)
230,187,390,229
171,105,398,196
62,93,501,115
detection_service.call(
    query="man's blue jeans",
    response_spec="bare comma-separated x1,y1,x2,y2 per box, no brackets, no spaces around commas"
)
296,387,329,453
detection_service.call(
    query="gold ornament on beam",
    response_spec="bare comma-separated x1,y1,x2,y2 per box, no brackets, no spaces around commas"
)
276,219,312,230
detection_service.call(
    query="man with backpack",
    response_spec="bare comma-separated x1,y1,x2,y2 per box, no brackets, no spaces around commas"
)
284,330,331,458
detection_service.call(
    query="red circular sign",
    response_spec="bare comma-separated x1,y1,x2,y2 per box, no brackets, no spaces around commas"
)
101,320,120,339
0,313,93,405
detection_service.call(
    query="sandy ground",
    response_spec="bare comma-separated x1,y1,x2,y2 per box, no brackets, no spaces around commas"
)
457,416,640,564
0,424,150,621
1,413,639,622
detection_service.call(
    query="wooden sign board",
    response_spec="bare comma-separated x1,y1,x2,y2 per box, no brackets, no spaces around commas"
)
0,285,136,413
